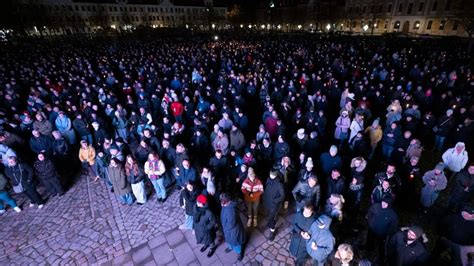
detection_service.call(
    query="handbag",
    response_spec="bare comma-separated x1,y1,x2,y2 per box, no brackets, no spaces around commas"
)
12,164,25,194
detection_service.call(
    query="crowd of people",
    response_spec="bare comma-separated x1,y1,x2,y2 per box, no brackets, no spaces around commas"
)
0,33,473,265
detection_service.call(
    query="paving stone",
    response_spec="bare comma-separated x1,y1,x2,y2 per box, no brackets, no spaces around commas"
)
172,242,196,265
165,229,185,248
112,253,132,265
248,229,267,248
148,235,167,249
151,244,174,264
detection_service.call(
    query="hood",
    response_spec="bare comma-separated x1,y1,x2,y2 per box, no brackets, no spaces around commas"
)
316,214,332,229
455,142,466,153
400,226,429,243
350,157,367,172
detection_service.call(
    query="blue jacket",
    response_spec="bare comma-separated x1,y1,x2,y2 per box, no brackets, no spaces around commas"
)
220,202,246,246
306,215,335,262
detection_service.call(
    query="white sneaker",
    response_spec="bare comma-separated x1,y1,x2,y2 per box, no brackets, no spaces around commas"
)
247,217,252,227
38,204,44,209
0,210,5,214
13,207,21,213
29,203,35,208
253,218,258,227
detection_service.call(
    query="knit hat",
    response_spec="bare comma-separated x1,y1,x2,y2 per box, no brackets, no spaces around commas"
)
446,109,454,116
197,194,207,205
330,145,338,154
435,163,445,171
372,118,380,126
305,157,314,168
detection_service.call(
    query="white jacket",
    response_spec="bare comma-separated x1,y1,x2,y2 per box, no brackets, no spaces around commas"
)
442,142,468,172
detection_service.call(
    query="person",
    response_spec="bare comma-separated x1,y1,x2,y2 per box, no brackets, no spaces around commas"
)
262,170,285,241
366,195,398,264
448,162,474,212
51,131,70,174
96,149,111,189
328,243,355,266
289,204,316,266
0,173,22,214
0,143,16,167
434,109,455,152
298,157,315,182
33,152,63,197
220,193,246,261
365,118,383,159
4,156,45,209
193,194,218,258
442,142,468,174
144,153,167,202
374,164,401,193
334,110,350,146
108,158,133,205
292,174,321,212
381,122,401,161
420,163,447,212
179,181,200,230
320,145,342,177
306,214,336,266
371,179,394,204
175,159,198,189
55,111,76,145
125,155,147,205
433,205,474,265
327,169,345,198
346,157,366,227
29,129,52,156
241,167,264,227
324,194,345,222
386,225,430,265
78,140,99,180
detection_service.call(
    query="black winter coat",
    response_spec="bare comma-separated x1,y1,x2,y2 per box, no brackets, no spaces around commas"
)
193,206,217,245
34,159,59,180
220,201,246,246
52,138,69,156
263,177,285,212
4,162,34,187
289,211,316,259
387,230,430,266
367,203,399,237
180,188,200,215
30,135,52,155
327,177,345,197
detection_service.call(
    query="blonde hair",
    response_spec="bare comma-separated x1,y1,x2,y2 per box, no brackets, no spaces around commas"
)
335,243,354,264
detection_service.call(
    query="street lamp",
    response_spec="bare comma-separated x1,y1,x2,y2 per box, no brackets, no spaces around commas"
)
214,35,218,40
277,24,281,29
363,24,369,31
211,24,216,29
297,24,302,30
326,24,331,31
261,24,266,29
248,24,252,29
240,24,244,28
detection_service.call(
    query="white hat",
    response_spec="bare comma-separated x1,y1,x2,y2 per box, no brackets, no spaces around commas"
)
347,93,355,100
297,128,305,139
305,157,314,168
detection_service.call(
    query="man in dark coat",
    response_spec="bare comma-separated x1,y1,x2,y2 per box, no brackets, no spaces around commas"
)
175,159,198,189
30,130,52,156
4,156,45,208
448,163,474,212
52,131,70,174
387,225,430,266
292,174,321,212
33,152,63,197
179,181,200,230
366,195,398,264
320,145,342,177
108,158,133,205
432,205,474,265
263,170,285,241
327,169,345,198
220,193,246,261
289,204,316,266
72,114,92,145
306,214,335,265
193,194,218,258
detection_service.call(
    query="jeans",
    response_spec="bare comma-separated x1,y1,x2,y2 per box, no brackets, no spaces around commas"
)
118,193,134,205
0,191,18,210
382,145,394,160
115,128,128,142
434,135,446,151
227,243,242,254
151,178,166,199
181,214,193,229
81,134,93,145
246,200,259,217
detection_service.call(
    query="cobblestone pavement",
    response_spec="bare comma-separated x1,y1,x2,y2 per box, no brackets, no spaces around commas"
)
0,174,297,265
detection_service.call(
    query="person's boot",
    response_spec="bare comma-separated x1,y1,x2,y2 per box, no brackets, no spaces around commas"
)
207,246,217,257
268,228,276,241
247,216,252,227
237,252,244,261
253,217,258,227
200,245,209,253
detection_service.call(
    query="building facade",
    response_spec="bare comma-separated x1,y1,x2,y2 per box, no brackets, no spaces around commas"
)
17,0,227,35
342,0,466,36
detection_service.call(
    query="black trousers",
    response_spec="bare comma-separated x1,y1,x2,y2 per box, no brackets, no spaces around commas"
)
24,185,44,205
42,178,63,195
266,206,280,230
